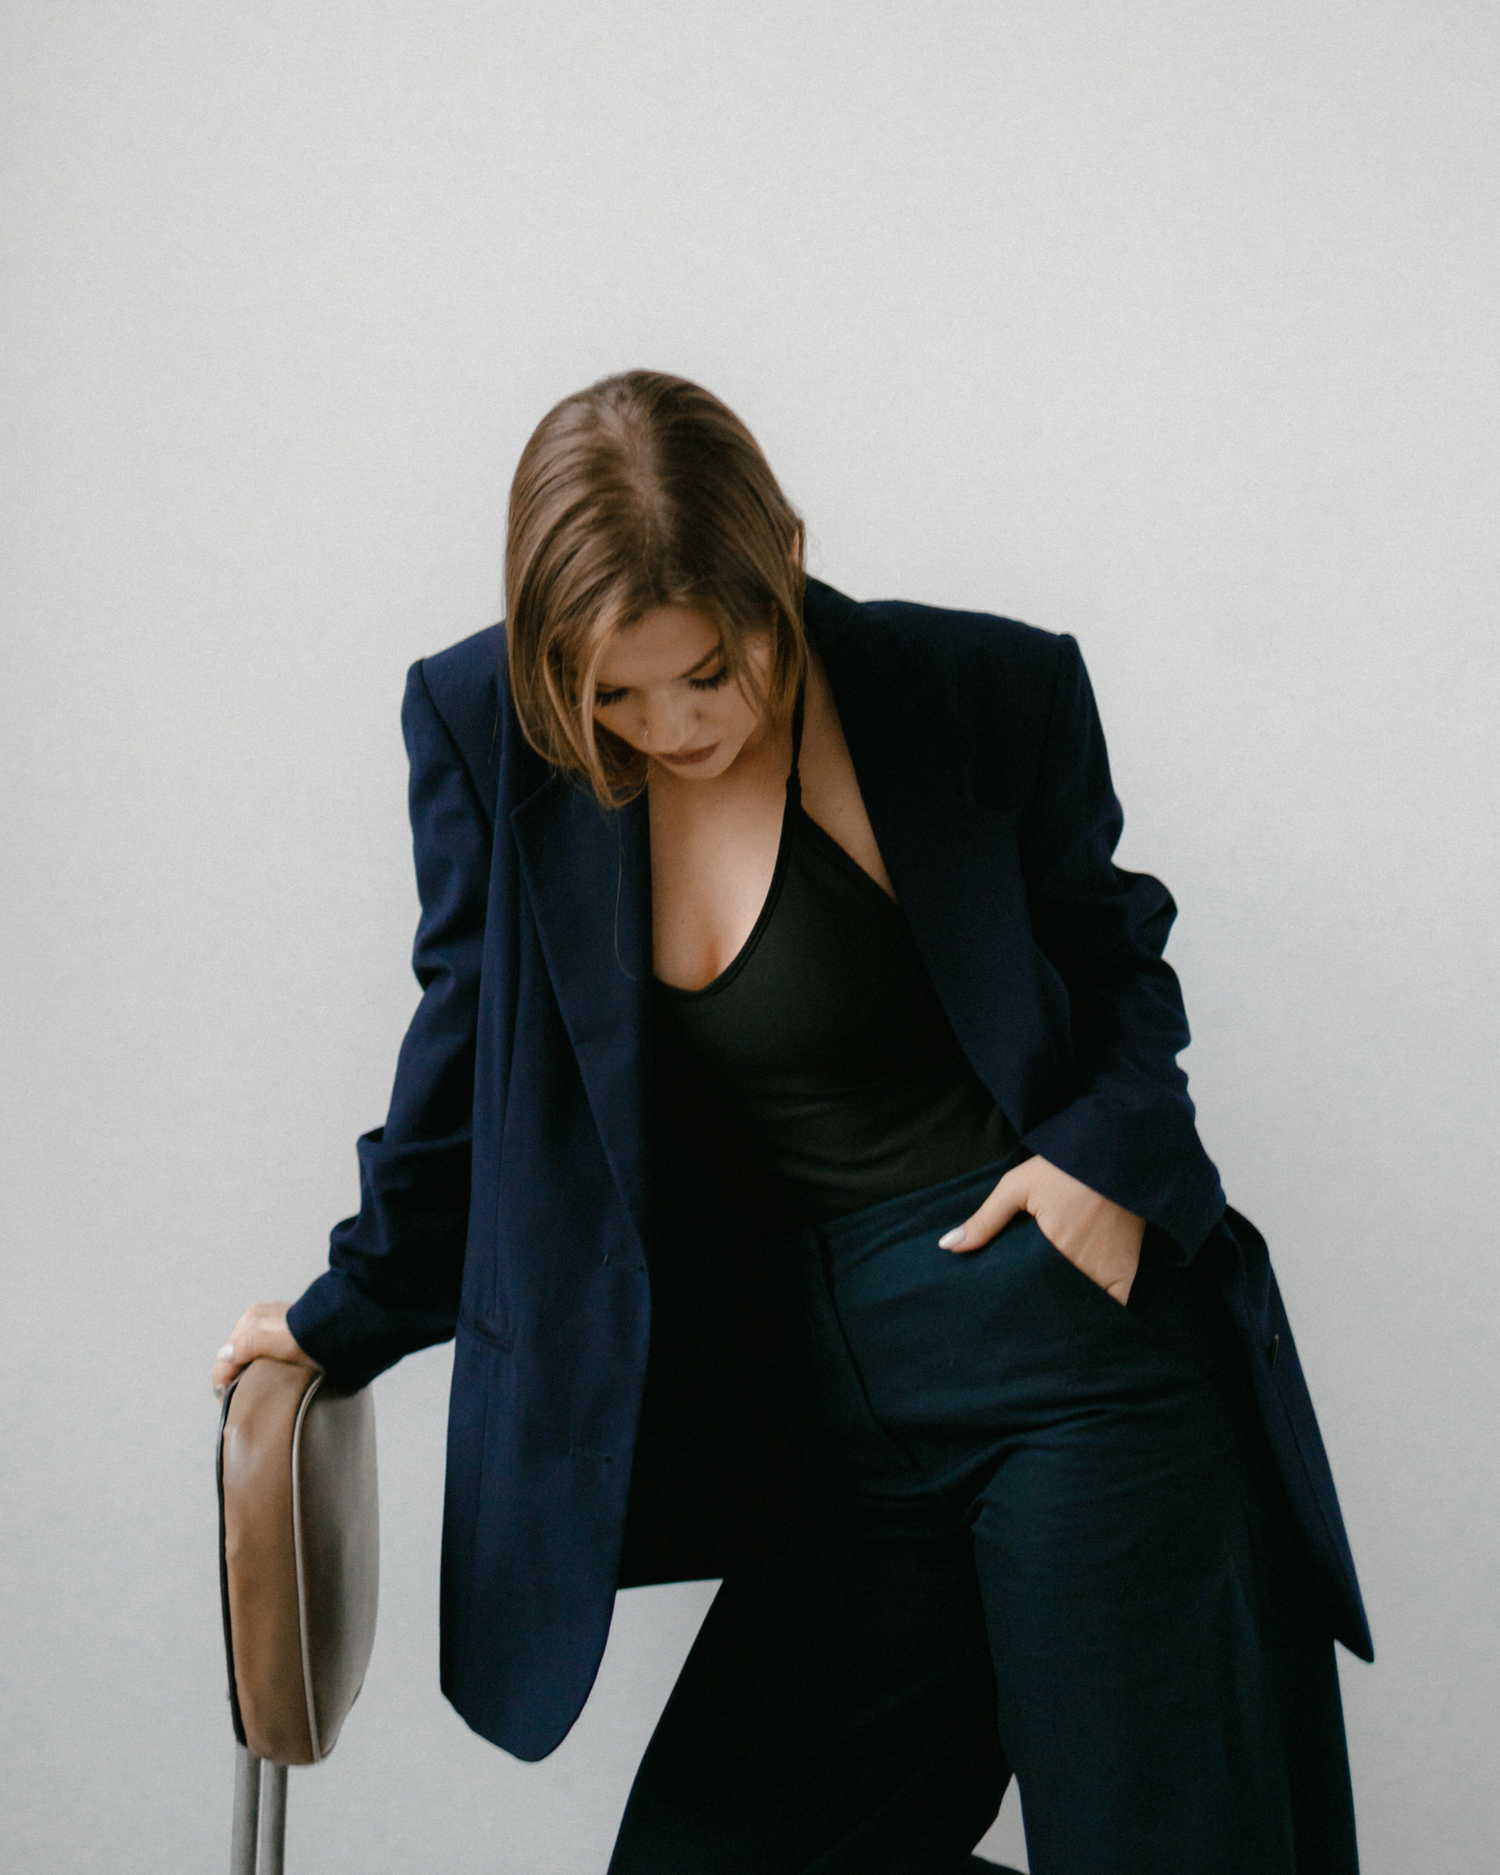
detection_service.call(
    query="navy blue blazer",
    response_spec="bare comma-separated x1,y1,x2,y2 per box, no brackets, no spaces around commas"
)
287,576,1371,1761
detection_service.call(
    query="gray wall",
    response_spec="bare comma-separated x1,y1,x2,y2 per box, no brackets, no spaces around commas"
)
3,5,1496,1870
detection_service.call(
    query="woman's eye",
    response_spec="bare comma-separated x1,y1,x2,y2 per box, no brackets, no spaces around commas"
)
688,667,731,692
594,687,626,708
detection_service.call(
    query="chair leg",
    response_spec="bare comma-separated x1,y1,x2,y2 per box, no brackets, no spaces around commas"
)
230,1744,261,1875
257,1761,288,1875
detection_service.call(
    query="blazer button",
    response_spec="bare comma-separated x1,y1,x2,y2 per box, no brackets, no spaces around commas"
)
1266,1333,1280,1369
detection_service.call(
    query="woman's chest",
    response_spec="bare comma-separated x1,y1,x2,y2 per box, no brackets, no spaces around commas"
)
648,774,785,992
648,750,892,997
648,718,893,993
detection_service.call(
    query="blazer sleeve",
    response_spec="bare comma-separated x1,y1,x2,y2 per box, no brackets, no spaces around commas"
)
1017,634,1226,1259
285,659,491,1388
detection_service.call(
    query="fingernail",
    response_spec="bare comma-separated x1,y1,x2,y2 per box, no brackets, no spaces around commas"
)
213,1385,225,1400
218,1344,234,1359
939,1227,967,1249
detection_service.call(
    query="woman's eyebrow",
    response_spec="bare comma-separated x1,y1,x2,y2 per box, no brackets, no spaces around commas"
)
597,646,724,692
675,646,724,680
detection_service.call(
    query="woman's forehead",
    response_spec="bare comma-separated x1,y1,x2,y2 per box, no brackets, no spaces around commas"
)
595,605,722,686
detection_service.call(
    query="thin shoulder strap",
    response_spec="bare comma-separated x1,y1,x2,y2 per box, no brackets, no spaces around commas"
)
787,678,807,800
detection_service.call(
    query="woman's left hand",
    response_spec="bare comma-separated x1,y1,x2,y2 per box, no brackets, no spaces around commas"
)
938,1155,1145,1304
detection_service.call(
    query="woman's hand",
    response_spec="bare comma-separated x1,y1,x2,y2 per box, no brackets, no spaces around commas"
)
211,1302,320,1395
939,1156,1145,1304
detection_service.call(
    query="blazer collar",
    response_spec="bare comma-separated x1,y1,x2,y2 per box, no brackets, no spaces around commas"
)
509,577,1051,1248
807,579,1057,1128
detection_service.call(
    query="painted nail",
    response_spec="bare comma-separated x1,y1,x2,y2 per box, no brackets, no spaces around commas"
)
218,1344,234,1359
938,1227,967,1249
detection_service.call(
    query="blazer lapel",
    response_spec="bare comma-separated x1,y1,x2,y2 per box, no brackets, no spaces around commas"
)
807,583,1070,1132
511,774,655,1252
506,577,1068,1254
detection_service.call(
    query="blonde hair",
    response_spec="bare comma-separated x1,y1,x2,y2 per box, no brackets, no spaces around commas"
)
504,371,807,803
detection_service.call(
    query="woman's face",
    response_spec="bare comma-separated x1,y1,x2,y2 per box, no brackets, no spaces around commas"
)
593,604,772,781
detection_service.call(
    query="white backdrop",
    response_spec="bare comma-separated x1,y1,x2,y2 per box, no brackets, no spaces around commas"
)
3,5,1497,1871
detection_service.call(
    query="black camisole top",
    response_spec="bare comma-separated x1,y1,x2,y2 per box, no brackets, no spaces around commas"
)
653,689,1018,1225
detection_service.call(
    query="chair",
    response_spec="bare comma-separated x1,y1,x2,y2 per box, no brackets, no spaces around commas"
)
216,1360,378,1874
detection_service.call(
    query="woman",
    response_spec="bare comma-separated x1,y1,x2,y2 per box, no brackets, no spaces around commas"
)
214,371,1368,1872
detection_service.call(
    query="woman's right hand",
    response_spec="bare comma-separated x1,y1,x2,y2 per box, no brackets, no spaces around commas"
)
212,1302,320,1395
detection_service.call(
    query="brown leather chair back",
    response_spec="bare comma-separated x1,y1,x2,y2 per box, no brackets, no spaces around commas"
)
217,1360,378,1766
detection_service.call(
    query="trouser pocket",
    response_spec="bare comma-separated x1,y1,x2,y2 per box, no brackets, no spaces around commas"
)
819,1209,1230,1491
771,1233,928,1490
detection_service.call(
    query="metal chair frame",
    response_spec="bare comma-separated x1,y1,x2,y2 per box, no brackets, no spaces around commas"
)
230,1742,288,1875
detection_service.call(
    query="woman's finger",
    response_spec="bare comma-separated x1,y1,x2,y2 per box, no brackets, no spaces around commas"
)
212,1307,265,1385
210,1303,315,1393
938,1163,1032,1252
210,1330,256,1391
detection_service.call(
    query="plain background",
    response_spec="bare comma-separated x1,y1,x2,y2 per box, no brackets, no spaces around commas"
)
3,4,1497,1870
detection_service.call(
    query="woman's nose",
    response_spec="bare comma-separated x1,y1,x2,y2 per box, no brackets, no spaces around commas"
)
640,696,694,752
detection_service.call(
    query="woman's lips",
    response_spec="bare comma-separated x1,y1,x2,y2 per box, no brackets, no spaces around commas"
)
656,742,719,767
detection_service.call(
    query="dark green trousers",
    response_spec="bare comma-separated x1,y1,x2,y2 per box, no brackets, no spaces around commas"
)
609,1161,1358,1874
